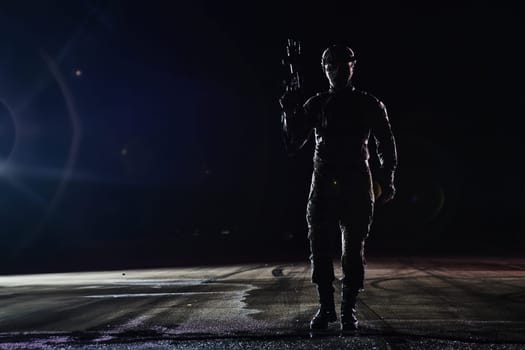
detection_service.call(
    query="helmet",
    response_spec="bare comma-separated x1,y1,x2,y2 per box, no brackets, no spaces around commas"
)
321,45,356,66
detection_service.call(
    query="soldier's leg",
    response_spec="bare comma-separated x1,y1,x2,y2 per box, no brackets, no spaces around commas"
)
309,223,336,288
339,192,374,333
340,217,371,292
308,220,337,331
307,174,338,331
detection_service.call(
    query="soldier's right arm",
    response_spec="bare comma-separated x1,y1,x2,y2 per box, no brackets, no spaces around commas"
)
280,93,319,155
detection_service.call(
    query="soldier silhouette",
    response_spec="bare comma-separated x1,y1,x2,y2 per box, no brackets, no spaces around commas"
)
280,44,397,334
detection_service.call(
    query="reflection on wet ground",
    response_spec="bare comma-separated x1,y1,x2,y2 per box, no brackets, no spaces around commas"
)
0,257,524,349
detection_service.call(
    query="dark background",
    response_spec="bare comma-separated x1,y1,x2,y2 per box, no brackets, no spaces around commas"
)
0,1,523,273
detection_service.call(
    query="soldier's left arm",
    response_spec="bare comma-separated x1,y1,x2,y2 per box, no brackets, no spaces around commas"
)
371,97,398,192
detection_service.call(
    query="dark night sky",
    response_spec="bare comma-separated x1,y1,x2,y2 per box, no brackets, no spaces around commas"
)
0,1,523,272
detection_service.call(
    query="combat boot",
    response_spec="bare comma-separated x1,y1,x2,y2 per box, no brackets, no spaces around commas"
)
310,286,337,332
340,286,359,334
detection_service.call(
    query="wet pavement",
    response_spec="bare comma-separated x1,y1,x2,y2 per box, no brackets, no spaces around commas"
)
0,257,524,349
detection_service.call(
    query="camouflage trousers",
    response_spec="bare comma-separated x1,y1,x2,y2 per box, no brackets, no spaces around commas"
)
306,163,374,293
